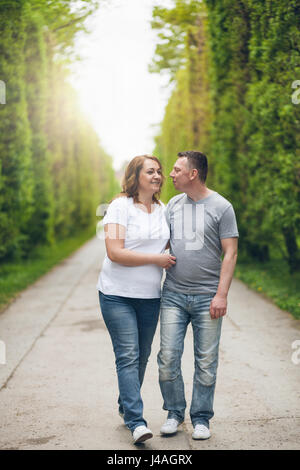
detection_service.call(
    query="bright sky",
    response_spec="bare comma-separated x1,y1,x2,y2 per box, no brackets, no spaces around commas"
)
69,0,174,170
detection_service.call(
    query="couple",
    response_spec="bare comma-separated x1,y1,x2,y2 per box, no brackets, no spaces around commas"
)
97,151,239,444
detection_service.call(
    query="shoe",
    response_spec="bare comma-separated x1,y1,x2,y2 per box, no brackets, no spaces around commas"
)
192,424,211,440
160,418,180,435
133,426,153,444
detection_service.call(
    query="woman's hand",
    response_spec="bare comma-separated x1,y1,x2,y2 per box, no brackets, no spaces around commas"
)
155,253,176,269
105,224,176,268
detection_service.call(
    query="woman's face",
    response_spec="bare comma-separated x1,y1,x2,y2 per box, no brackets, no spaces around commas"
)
138,159,162,194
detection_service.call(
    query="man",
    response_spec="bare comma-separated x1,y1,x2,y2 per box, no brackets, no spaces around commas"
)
158,151,238,440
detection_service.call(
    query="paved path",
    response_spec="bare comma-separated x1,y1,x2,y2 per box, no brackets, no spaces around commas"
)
0,237,299,450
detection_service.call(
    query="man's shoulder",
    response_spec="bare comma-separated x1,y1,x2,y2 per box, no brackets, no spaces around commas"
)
166,193,186,210
210,191,234,212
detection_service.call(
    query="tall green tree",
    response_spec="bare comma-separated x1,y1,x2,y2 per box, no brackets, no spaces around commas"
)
151,0,300,271
205,0,300,269
0,0,118,260
151,0,211,201
24,3,53,247
0,0,34,258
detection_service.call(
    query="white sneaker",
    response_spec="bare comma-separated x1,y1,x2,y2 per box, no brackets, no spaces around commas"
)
160,418,180,435
192,424,211,440
132,425,153,444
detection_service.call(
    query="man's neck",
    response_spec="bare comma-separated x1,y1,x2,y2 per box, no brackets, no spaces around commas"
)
185,185,213,202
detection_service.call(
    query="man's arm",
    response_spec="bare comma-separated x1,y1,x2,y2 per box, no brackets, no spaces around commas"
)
210,237,238,319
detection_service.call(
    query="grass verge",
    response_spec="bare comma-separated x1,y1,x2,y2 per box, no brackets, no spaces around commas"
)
235,258,300,320
0,227,95,312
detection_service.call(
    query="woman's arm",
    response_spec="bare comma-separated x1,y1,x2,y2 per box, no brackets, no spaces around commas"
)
104,224,176,269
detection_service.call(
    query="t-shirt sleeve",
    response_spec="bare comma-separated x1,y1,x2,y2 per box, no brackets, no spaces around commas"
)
165,201,171,226
103,197,128,228
219,205,239,239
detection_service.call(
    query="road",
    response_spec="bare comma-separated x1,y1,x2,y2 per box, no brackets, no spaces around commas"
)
0,236,299,450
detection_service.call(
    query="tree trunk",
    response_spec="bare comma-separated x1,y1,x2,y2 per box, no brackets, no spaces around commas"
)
283,227,300,273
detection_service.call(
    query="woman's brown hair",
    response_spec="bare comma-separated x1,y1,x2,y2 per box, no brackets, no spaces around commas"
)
116,155,165,204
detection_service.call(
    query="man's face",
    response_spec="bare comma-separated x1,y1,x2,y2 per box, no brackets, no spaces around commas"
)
170,157,192,191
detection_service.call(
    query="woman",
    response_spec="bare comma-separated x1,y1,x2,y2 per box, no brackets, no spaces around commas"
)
97,155,176,444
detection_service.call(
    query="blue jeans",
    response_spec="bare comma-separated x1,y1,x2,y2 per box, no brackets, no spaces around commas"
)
157,289,222,428
99,292,160,432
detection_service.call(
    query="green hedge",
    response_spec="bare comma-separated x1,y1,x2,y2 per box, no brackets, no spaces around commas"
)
150,0,300,273
0,0,119,261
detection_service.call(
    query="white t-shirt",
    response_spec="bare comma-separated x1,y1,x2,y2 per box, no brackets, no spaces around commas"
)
97,196,170,298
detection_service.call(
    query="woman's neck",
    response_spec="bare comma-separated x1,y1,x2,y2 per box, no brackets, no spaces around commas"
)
136,190,156,213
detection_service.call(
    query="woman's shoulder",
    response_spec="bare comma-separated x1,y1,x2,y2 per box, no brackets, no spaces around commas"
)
109,195,132,208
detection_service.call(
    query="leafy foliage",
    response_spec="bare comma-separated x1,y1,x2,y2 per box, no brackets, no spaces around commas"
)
152,1,211,201
151,0,300,272
0,0,119,260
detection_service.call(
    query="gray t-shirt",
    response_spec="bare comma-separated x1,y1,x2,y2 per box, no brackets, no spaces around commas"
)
164,191,239,294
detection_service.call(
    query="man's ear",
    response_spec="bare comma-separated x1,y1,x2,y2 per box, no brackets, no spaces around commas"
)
190,168,198,180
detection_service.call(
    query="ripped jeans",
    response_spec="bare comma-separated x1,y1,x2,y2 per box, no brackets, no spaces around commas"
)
157,289,222,427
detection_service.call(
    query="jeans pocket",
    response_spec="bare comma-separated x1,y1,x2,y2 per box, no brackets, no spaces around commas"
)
161,289,183,308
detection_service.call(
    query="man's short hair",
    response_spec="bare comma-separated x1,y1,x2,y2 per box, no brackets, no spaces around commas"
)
177,151,208,183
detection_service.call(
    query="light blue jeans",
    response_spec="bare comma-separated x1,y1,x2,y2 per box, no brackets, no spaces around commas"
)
99,292,160,432
157,289,222,428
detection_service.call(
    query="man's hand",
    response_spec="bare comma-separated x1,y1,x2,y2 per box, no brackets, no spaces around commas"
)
209,237,238,319
210,293,227,319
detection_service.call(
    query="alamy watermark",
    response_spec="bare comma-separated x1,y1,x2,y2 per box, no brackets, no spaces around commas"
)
0,340,6,365
0,80,6,104
96,203,204,251
291,340,300,365
291,80,300,104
